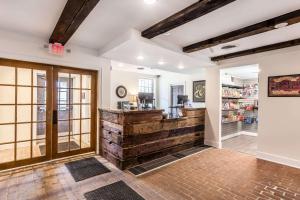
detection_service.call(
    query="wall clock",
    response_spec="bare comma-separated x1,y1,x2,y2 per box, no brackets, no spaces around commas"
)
116,85,127,98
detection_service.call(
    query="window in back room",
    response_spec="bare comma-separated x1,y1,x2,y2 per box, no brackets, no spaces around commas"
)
138,78,153,93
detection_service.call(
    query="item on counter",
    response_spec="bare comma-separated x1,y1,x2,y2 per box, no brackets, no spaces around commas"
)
162,112,168,119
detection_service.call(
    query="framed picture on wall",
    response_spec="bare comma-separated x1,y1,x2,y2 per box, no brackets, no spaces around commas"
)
268,74,300,97
193,80,206,102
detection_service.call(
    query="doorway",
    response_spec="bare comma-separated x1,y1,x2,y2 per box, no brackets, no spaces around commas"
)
0,59,97,170
220,65,259,156
170,85,184,117
171,85,184,106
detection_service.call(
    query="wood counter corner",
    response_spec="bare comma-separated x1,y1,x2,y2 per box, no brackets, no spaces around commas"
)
98,108,206,170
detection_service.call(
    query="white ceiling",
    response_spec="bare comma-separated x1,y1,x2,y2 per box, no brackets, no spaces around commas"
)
221,64,259,79
0,0,67,39
111,60,158,76
191,23,300,58
101,30,214,73
154,0,300,47
70,0,197,50
0,0,299,73
152,0,300,58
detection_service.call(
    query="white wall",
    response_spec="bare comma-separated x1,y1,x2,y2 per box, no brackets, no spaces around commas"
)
158,70,190,111
202,67,222,148
110,69,157,109
109,62,207,111
158,69,207,111
205,46,300,168
0,30,102,69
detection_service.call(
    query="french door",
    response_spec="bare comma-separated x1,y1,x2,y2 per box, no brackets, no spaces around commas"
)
0,59,97,170
52,68,97,159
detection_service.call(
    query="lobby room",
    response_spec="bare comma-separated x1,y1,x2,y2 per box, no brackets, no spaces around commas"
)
0,0,300,200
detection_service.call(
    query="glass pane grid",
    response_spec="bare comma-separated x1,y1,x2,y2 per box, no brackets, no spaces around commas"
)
7,103,46,105
0,84,46,87
0,67,94,166
0,66,47,164
138,79,154,93
58,118,90,122
56,73,92,153
69,132,90,137
56,87,91,90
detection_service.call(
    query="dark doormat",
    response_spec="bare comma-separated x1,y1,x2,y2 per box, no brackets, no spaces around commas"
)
39,141,80,155
65,157,111,182
84,181,145,200
128,145,211,176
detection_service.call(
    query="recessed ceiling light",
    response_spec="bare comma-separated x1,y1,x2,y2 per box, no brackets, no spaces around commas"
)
158,61,165,65
137,56,144,60
221,45,237,50
163,32,171,36
178,65,184,69
118,63,124,67
274,22,288,29
137,67,145,70
144,0,157,4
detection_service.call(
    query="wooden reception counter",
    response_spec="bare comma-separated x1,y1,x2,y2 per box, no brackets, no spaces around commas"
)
99,108,205,170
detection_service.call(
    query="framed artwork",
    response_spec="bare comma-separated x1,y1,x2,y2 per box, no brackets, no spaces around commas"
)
268,74,300,97
116,85,127,98
193,80,206,102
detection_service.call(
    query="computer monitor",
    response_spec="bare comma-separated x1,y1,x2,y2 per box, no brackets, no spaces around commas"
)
177,95,188,105
138,92,154,103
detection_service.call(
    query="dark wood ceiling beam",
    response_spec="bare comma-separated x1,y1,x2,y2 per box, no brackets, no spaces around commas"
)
183,9,300,53
141,0,237,39
211,38,300,62
49,0,100,45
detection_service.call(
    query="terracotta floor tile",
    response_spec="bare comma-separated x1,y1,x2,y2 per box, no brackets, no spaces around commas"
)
0,149,299,200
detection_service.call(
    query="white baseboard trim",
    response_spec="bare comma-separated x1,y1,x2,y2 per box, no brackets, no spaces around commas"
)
222,131,257,141
221,132,240,140
205,140,220,148
242,131,258,137
257,151,300,169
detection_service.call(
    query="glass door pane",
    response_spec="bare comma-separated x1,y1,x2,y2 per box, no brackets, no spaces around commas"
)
54,70,94,156
0,65,49,167
0,59,96,169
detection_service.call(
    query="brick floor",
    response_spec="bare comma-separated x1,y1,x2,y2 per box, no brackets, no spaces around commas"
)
0,148,299,200
140,149,300,200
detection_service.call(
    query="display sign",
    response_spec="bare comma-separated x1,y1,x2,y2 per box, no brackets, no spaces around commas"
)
193,80,206,102
268,74,300,97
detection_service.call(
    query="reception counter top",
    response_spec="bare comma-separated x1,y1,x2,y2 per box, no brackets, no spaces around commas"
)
99,108,165,114
99,108,206,170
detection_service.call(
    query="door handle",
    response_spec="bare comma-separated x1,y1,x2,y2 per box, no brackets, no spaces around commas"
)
53,110,58,125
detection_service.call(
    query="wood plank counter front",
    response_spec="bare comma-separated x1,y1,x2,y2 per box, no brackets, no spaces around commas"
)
99,108,205,170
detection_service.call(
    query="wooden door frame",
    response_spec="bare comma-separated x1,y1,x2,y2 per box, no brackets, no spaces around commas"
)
52,66,98,159
0,58,53,170
0,58,98,170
